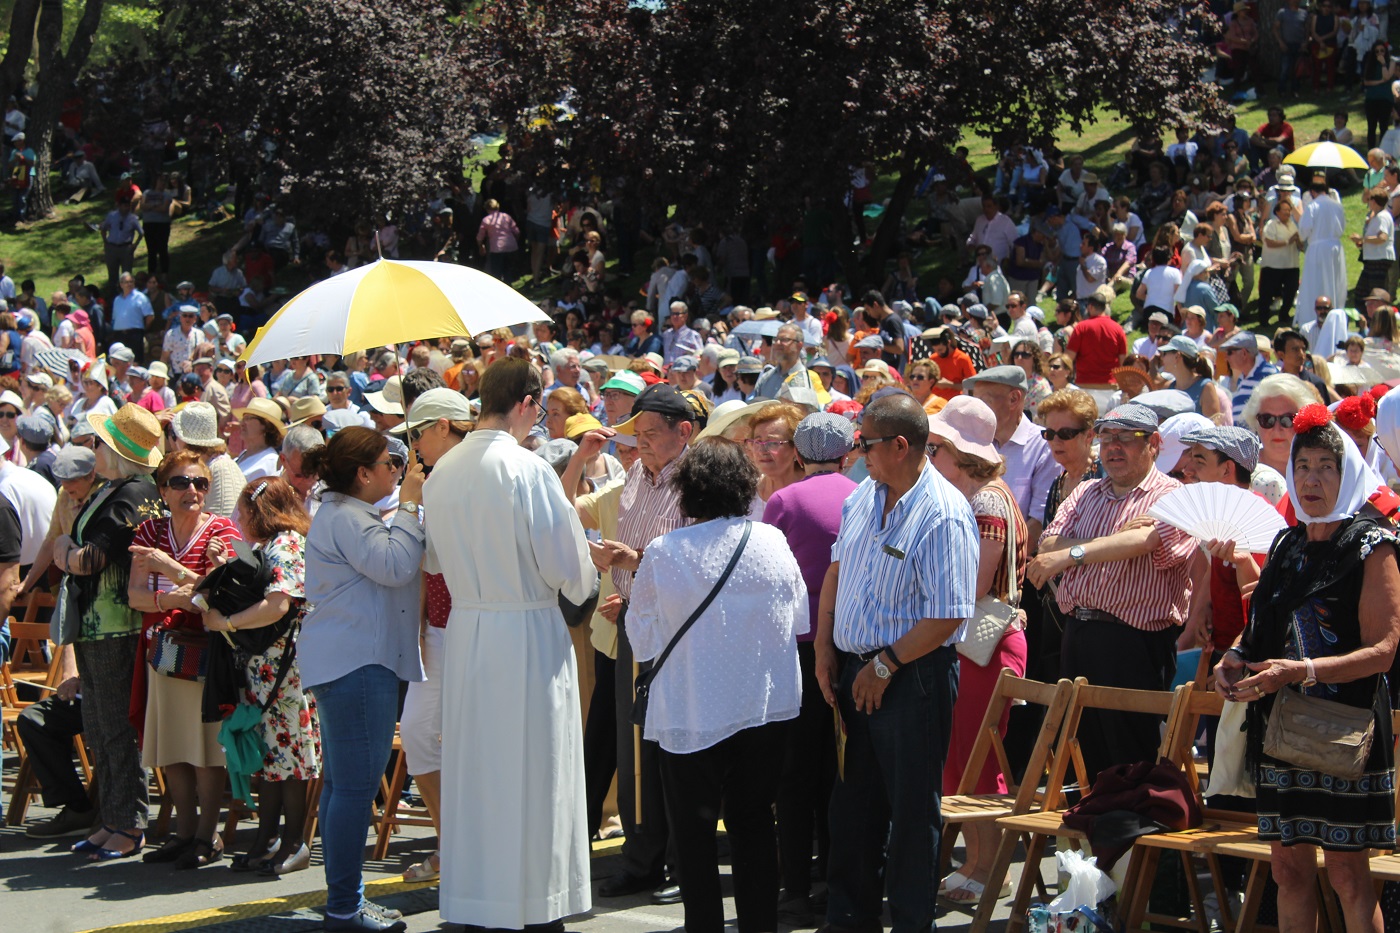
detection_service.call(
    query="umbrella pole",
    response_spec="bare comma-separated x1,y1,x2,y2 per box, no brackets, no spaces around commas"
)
633,660,642,825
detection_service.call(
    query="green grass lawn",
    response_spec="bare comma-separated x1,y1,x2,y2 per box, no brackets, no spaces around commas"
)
0,84,1378,332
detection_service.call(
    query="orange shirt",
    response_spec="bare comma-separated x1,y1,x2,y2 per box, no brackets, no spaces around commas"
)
931,349,976,400
444,361,467,391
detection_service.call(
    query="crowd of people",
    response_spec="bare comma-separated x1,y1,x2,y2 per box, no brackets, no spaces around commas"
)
11,20,1400,933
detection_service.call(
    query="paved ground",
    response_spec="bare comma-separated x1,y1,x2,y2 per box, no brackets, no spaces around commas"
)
2,776,1048,933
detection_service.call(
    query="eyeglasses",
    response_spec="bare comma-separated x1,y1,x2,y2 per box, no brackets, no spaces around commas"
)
1256,412,1296,429
745,438,792,454
925,442,942,461
857,435,898,454
0,411,16,420
773,336,799,345
1315,304,1330,310
1012,351,1033,359
532,396,547,428
1048,363,1067,371
327,385,348,393
165,475,211,492
908,373,931,382
1041,426,1088,441
1153,334,1170,342
1097,430,1151,447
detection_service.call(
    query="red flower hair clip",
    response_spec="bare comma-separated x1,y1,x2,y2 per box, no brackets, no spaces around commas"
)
1292,403,1334,434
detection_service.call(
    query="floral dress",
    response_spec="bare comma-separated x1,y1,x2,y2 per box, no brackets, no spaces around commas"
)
242,530,321,781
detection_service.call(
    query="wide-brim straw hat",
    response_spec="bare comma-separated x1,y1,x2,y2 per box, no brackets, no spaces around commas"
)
89,404,164,468
287,396,327,427
233,397,289,438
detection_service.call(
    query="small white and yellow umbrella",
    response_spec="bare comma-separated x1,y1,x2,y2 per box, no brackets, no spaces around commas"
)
238,259,550,368
1283,141,1369,171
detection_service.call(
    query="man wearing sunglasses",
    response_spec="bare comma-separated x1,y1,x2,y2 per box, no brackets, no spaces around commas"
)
1026,402,1196,782
815,392,978,933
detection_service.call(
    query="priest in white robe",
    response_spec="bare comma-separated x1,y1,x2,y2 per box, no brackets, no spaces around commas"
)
425,358,595,932
1295,174,1348,329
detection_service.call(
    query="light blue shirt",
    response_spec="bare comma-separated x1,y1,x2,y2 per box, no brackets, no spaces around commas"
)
111,290,154,330
830,463,979,655
299,490,425,687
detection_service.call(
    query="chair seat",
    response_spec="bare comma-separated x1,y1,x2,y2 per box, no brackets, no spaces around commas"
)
942,793,1016,822
1127,819,1258,853
1367,854,1400,880
995,809,1084,839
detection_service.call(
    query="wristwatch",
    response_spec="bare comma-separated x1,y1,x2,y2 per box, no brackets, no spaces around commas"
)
871,654,893,680
1069,544,1086,566
1301,657,1318,688
398,500,420,513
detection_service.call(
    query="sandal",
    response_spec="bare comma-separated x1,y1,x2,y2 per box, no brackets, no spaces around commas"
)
940,877,1012,908
938,871,971,897
72,825,116,855
402,853,440,883
231,837,280,873
175,837,224,870
143,835,195,864
90,829,145,861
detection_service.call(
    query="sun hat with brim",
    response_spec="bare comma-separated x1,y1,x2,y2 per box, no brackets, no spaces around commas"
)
642,352,666,374
53,446,97,481
927,396,1001,465
24,372,53,389
89,405,164,468
1096,402,1161,433
1112,365,1152,393
1163,335,1202,359
963,364,1028,392
0,390,24,412
288,396,328,427
754,307,780,321
233,397,288,438
365,375,405,415
794,412,855,462
171,402,222,447
858,359,893,378
600,370,646,395
1155,412,1213,472
697,398,784,441
397,387,475,433
148,361,170,380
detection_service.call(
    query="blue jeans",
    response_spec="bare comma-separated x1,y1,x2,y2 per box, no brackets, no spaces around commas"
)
310,664,401,916
1279,42,1302,94
826,645,958,933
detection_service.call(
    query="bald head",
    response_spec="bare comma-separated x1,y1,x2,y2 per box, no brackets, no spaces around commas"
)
864,391,927,450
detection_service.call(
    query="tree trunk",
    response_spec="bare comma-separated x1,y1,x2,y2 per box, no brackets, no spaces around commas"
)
27,0,105,220
862,159,923,292
0,0,40,102
1256,0,1284,89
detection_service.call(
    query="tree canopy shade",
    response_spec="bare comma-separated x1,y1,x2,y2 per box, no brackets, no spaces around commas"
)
166,0,479,226
468,0,1233,284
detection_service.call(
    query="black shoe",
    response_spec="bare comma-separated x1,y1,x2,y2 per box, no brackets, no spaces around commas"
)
598,871,664,898
777,895,814,927
323,909,406,933
523,922,565,933
651,881,682,905
25,806,96,838
142,835,195,863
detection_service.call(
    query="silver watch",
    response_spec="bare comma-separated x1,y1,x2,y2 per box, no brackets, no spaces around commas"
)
872,655,893,680
1069,544,1086,566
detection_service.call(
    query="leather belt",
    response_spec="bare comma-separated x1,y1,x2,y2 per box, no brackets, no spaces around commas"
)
1071,607,1128,626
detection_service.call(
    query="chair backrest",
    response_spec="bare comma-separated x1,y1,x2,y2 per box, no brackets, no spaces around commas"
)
6,620,52,674
953,671,1076,813
1043,679,1184,809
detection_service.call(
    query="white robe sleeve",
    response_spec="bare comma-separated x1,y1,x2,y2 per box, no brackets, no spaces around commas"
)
522,464,594,605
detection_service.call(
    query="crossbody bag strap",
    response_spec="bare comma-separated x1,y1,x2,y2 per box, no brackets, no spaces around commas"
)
646,521,752,682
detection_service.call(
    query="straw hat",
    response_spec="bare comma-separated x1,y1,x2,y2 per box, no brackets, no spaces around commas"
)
88,404,164,468
233,397,288,438
170,402,222,447
287,396,327,427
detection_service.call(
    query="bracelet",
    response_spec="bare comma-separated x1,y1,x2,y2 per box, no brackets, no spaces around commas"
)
1302,657,1318,687
884,645,904,669
154,590,164,612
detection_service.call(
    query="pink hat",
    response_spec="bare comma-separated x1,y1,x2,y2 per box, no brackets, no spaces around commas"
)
927,396,1001,465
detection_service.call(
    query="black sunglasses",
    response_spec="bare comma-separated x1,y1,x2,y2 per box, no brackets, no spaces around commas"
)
1041,426,1088,441
1256,413,1295,429
165,475,211,492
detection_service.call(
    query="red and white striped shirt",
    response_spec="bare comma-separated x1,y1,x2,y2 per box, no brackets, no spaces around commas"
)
613,455,689,602
1042,468,1195,631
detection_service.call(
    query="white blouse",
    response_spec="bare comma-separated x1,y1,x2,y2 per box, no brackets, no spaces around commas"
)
236,445,281,480
628,517,807,753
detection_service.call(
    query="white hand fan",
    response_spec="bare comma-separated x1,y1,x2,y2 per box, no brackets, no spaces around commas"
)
1147,482,1288,553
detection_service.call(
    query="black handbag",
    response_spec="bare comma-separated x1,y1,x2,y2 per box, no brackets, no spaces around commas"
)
197,539,291,655
630,522,751,729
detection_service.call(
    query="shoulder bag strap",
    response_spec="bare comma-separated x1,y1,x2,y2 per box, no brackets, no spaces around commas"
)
646,521,752,681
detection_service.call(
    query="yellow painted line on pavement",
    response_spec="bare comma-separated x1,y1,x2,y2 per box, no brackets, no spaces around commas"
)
73,836,628,933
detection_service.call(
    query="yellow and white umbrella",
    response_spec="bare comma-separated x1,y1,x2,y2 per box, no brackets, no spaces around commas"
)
1283,141,1369,171
238,259,550,367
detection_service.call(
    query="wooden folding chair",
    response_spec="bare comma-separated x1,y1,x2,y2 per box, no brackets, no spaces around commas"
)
938,672,1076,907
7,592,57,682
971,680,1186,933
371,731,434,860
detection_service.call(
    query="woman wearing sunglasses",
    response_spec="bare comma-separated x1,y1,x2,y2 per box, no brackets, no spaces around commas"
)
1242,373,1325,478
1009,340,1052,418
127,450,244,868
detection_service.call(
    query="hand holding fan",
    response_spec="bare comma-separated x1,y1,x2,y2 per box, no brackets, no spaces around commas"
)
1147,482,1287,553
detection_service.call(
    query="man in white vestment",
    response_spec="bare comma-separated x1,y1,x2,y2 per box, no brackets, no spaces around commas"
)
425,358,596,932
1295,171,1348,329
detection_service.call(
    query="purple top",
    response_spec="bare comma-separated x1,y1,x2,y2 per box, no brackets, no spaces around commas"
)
763,472,859,642
998,415,1059,525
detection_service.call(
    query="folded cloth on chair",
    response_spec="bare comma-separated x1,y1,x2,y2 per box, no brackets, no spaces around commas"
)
1063,757,1202,869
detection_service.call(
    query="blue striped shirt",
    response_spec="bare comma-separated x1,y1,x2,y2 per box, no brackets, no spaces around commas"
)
830,463,979,654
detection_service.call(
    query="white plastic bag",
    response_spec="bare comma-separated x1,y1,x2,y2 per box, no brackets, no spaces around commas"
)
1047,849,1116,913
1204,699,1256,799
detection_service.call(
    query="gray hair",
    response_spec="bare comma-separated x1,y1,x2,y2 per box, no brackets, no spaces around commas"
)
1110,222,1128,237
1241,373,1323,434
96,444,156,478
669,300,689,317
549,347,580,371
373,351,400,372
777,323,802,342
325,371,350,387
282,424,326,455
